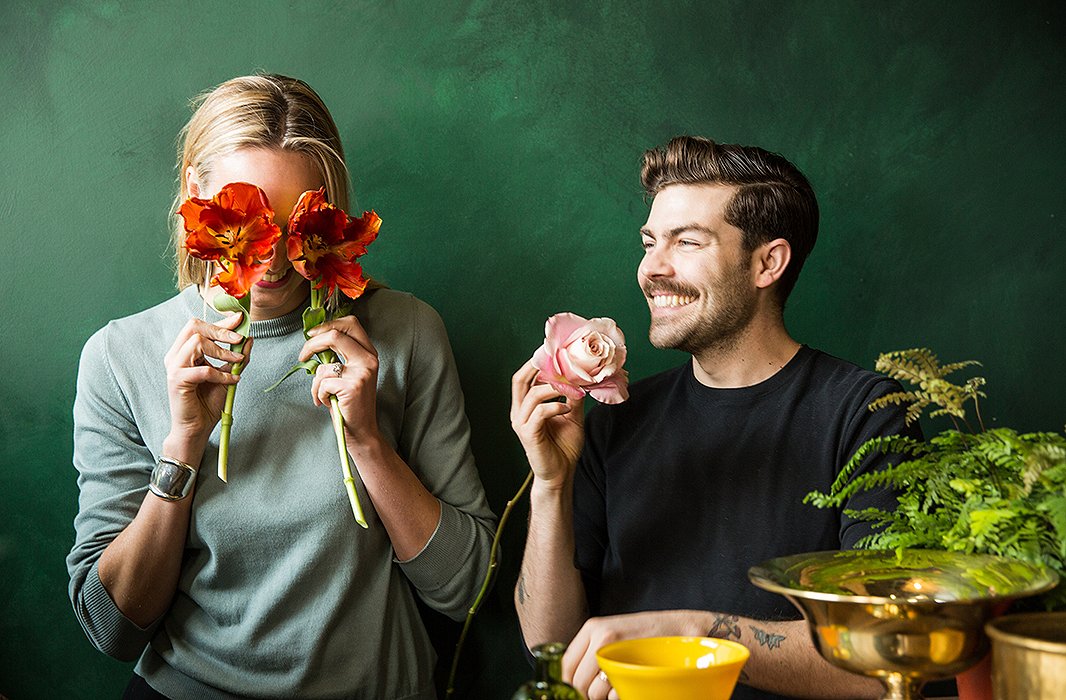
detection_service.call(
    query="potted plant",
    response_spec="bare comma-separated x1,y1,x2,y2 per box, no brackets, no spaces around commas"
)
805,348,1066,698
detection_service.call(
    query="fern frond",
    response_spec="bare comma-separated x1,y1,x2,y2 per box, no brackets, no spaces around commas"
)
1037,497,1066,559
875,349,936,385
807,435,928,504
868,391,922,411
940,360,983,376
869,349,984,426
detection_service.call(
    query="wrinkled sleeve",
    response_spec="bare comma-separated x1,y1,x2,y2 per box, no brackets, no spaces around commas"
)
66,325,158,660
838,377,924,549
394,300,496,620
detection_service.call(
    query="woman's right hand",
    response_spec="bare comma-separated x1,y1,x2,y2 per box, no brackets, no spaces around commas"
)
510,360,585,491
163,314,249,449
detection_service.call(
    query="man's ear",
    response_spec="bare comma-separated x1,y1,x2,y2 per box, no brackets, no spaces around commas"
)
185,165,203,198
752,238,791,290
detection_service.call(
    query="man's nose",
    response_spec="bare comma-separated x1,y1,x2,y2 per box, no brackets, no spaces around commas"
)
639,245,673,278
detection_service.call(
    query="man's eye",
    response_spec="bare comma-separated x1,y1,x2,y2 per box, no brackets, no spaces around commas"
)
679,239,700,248
641,239,654,250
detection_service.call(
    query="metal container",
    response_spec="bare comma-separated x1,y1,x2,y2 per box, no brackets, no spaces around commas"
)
748,550,1058,700
986,612,1066,699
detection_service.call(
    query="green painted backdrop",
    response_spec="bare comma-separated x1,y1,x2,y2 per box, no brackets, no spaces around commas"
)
1,0,1063,696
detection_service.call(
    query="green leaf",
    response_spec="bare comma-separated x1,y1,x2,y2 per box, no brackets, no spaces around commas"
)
264,359,321,392
303,306,326,338
969,508,1016,539
332,301,353,319
213,293,251,337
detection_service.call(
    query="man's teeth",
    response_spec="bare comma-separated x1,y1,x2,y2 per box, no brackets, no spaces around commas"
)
652,294,695,308
262,270,287,282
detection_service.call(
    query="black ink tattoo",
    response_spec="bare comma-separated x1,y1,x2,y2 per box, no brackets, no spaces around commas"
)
750,626,786,650
517,575,527,605
708,614,742,640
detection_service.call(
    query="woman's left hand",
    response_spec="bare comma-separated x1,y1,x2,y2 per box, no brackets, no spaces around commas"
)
300,315,380,444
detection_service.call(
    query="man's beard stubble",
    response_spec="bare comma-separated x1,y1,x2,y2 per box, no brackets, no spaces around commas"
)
646,261,757,357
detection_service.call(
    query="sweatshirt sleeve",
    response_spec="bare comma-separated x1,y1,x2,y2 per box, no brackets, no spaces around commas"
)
393,299,496,620
66,325,159,660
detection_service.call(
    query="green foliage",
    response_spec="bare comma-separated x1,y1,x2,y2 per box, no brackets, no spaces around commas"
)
806,348,1066,610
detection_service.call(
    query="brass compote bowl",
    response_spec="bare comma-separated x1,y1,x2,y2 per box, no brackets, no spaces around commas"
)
749,550,1058,700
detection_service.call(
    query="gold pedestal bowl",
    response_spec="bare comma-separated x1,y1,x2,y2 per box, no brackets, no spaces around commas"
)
749,550,1057,700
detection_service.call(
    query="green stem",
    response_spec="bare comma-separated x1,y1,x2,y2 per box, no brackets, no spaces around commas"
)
217,302,249,482
445,469,534,698
973,394,987,433
310,280,367,528
331,394,367,528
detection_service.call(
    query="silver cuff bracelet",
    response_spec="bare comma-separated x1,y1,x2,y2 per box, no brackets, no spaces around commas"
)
149,456,198,501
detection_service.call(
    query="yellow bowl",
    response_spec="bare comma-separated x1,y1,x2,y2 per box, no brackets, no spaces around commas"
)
596,636,750,700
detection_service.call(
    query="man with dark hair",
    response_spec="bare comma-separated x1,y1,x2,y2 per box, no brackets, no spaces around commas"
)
511,136,913,699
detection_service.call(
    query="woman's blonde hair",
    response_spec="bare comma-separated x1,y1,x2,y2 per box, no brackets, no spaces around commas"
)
171,74,351,289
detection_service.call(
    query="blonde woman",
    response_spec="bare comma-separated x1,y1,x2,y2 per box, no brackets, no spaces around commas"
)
67,74,495,700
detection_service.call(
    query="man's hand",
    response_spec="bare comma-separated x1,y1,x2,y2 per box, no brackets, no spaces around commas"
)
510,360,585,490
563,610,712,700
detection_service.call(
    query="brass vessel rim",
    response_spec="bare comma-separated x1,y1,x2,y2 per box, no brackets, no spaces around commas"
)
747,573,1047,606
986,613,1066,656
748,550,1059,606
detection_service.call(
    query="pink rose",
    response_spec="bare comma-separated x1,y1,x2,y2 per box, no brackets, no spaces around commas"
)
531,313,629,404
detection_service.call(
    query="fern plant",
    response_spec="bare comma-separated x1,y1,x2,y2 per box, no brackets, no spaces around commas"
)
805,348,1066,609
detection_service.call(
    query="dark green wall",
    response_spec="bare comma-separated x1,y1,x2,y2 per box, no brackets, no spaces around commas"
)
1,1,1063,696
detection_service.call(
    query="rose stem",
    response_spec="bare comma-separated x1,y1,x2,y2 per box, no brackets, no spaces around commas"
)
445,469,534,698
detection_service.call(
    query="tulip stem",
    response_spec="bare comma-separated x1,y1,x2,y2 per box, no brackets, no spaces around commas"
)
217,338,247,482
310,281,367,528
330,394,367,528
445,469,534,698
216,292,250,483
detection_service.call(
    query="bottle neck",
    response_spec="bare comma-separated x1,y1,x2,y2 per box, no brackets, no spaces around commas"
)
533,642,567,683
537,654,563,683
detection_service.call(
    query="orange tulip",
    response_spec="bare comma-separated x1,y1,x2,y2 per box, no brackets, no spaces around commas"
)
286,187,380,300
180,182,282,298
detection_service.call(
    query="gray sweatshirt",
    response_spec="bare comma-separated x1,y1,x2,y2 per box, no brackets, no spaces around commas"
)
68,286,496,700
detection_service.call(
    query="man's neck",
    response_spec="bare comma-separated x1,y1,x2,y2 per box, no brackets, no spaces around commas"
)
689,314,801,389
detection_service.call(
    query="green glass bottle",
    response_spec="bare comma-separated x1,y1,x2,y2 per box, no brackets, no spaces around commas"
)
512,642,583,700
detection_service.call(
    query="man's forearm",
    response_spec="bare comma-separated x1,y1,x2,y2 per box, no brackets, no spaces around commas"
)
705,614,882,699
514,480,589,647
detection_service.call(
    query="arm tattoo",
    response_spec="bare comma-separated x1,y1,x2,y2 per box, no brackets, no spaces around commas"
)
517,574,527,606
708,613,741,640
750,625,786,650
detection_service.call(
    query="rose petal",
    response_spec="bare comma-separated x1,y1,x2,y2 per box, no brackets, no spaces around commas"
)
531,345,552,375
544,313,589,351
549,379,587,401
554,345,594,384
587,371,629,404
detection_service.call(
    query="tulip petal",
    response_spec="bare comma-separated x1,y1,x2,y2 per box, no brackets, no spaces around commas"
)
179,182,282,298
286,189,379,298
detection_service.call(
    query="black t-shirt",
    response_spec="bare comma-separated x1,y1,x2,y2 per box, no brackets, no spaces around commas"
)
573,346,917,698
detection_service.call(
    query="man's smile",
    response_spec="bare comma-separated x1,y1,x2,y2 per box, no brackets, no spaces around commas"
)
649,293,697,309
